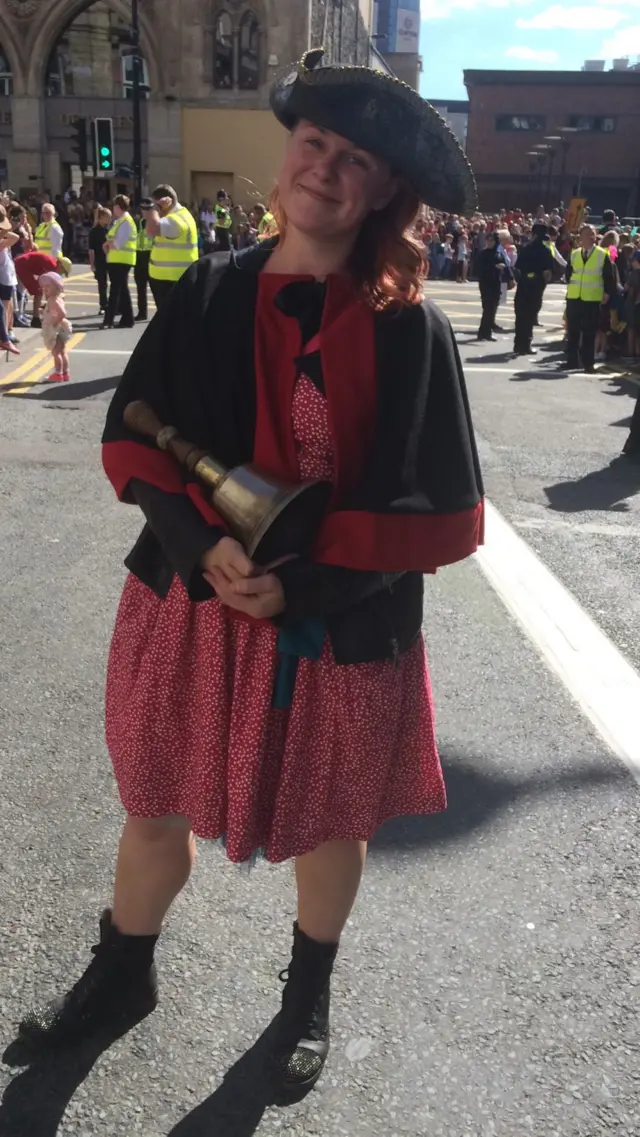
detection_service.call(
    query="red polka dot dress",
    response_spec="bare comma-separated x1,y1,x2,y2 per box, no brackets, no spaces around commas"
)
106,301,446,864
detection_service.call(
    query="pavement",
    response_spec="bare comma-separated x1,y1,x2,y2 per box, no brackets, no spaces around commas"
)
0,266,639,1137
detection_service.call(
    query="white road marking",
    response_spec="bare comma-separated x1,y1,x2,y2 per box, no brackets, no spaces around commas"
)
71,349,132,355
477,499,640,769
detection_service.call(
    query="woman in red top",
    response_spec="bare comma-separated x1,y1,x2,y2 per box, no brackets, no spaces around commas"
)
21,51,482,1099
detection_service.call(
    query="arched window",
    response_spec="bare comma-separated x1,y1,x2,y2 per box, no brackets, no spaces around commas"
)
213,11,234,89
44,0,148,98
238,12,260,90
0,46,12,96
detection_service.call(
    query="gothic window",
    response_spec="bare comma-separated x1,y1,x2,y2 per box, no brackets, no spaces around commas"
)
0,47,12,96
238,11,260,90
44,0,148,98
214,11,234,89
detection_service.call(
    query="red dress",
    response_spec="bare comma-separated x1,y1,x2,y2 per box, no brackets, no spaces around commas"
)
105,290,446,864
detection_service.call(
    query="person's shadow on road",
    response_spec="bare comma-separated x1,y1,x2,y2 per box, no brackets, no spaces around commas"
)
544,454,640,512
0,1012,151,1137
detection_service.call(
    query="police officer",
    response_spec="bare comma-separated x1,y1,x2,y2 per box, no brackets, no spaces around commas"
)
134,207,154,322
103,194,137,330
143,184,199,310
214,189,233,251
513,223,555,355
254,202,277,242
566,224,616,373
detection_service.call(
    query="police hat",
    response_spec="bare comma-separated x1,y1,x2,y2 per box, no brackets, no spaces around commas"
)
270,48,477,214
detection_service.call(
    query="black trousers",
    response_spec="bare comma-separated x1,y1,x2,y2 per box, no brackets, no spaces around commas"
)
106,263,133,327
134,251,150,318
149,277,175,310
478,281,500,338
514,280,544,352
566,299,600,370
94,261,108,310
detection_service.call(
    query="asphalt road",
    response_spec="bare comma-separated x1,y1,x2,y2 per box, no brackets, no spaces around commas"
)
0,267,639,1137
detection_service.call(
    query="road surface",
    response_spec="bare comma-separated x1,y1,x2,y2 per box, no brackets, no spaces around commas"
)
0,267,638,1137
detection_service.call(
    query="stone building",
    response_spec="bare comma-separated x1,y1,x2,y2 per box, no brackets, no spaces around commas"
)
0,0,382,204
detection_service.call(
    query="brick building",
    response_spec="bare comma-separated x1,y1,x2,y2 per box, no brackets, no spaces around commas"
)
0,0,381,201
464,69,640,216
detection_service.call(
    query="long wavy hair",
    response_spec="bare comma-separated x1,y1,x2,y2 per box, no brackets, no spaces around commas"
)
268,180,426,310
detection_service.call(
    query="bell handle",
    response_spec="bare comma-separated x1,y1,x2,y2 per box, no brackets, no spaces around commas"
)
123,399,210,471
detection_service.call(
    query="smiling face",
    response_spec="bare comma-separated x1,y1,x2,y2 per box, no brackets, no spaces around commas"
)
276,120,398,242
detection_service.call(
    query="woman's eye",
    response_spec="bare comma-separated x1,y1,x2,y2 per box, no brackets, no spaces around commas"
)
347,154,369,169
306,136,322,149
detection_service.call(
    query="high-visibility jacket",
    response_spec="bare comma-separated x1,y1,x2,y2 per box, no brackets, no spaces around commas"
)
567,246,606,302
149,205,198,281
107,213,137,266
257,211,277,241
214,204,232,231
137,225,154,253
35,220,62,256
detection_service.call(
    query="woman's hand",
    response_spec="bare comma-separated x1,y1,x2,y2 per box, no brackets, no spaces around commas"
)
201,537,254,587
207,567,285,619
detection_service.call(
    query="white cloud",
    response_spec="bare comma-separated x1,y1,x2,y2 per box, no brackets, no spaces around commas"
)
420,0,525,17
505,45,561,62
600,23,640,52
517,5,626,29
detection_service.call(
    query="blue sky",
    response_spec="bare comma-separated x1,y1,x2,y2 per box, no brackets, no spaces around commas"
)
418,0,640,100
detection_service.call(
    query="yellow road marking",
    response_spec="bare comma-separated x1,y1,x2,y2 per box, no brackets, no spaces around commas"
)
0,346,50,386
2,332,85,395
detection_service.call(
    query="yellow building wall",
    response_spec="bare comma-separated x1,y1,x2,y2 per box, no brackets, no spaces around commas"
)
182,108,288,211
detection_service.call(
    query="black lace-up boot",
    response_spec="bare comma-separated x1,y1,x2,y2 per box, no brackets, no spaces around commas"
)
19,909,159,1044
272,921,339,1099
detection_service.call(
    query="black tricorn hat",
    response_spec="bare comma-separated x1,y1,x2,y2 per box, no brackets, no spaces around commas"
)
270,48,477,214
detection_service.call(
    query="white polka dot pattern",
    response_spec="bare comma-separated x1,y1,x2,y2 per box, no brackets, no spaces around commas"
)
105,375,446,863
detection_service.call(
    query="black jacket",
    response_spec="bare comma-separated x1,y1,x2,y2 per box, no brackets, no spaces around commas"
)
103,245,483,665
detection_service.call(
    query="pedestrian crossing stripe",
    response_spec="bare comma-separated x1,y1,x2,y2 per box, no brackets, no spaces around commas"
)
2,333,85,395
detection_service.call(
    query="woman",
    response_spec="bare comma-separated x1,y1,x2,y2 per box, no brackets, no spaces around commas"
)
477,230,512,341
20,50,483,1099
88,206,111,315
0,208,20,354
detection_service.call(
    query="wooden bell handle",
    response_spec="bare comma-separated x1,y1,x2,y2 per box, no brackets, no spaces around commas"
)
123,400,165,441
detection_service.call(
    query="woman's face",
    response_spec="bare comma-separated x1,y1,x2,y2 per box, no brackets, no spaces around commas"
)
277,121,397,240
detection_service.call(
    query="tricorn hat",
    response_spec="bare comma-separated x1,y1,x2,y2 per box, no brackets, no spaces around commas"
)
270,49,477,214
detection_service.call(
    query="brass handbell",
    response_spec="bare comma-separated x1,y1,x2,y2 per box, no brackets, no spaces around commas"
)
123,400,332,563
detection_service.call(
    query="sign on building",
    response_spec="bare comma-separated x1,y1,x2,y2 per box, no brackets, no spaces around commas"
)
395,6,420,53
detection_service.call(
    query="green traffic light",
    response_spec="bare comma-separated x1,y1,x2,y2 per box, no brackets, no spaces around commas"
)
101,160,110,168
100,146,110,156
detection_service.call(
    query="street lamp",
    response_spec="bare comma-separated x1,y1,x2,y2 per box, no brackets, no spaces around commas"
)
557,126,579,207
131,0,142,203
543,136,562,205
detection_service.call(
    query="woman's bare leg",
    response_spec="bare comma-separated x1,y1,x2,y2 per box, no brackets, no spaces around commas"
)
112,816,196,936
295,839,367,943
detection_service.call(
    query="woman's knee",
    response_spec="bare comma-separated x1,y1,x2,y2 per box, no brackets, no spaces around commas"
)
124,814,193,846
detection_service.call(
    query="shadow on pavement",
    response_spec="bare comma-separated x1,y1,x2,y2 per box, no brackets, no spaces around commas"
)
544,454,640,512
167,1020,280,1137
18,375,121,401
0,1010,153,1137
370,755,629,854
510,368,569,381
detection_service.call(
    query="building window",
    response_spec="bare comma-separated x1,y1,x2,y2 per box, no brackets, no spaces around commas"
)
0,47,12,96
567,114,616,133
45,0,148,98
214,11,234,89
122,54,150,99
495,114,546,132
238,11,260,90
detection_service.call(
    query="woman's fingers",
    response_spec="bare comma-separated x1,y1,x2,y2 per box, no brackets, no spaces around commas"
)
231,573,279,596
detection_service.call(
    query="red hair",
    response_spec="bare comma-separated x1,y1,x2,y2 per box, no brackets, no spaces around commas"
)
268,181,425,310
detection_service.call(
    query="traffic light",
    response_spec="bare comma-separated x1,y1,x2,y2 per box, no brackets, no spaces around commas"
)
70,116,88,172
94,117,115,176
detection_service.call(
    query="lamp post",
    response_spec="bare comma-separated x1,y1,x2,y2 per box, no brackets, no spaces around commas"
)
557,126,579,207
543,136,562,206
526,150,541,209
533,144,553,207
131,0,143,204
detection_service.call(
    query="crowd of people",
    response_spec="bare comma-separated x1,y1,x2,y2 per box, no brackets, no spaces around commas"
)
413,205,640,368
0,184,276,379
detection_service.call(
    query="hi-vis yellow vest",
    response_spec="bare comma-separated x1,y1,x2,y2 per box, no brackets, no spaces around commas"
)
149,206,198,281
107,213,137,266
257,211,277,241
35,221,60,256
137,225,154,252
567,246,606,302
